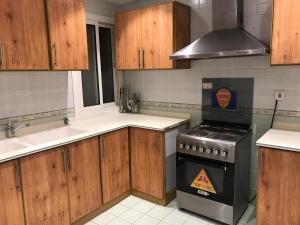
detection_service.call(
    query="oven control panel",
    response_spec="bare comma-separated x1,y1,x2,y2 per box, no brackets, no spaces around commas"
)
177,141,234,163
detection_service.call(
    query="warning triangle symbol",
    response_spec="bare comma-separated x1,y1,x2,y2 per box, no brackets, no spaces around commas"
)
190,169,217,194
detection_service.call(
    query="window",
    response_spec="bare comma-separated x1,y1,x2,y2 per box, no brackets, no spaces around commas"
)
72,15,117,117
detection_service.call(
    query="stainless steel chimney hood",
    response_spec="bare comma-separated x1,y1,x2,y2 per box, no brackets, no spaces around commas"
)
171,0,269,60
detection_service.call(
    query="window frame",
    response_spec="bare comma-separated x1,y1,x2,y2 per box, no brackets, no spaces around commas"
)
71,13,117,118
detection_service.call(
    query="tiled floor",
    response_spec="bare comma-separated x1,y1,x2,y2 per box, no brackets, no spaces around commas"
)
85,195,256,225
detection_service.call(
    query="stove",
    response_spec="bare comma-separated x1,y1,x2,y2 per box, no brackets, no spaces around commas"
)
176,78,254,225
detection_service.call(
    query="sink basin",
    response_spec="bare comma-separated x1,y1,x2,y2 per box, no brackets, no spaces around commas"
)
19,127,86,145
0,139,31,154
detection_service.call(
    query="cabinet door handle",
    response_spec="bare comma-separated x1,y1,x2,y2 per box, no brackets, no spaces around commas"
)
62,150,67,173
101,137,105,159
138,48,141,69
51,43,57,68
0,41,3,68
14,162,22,192
67,147,71,171
157,135,160,153
141,48,144,69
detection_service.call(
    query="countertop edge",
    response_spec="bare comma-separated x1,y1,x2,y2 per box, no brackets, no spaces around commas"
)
0,118,189,164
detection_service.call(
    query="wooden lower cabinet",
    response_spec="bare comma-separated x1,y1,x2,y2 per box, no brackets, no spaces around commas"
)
0,160,25,225
67,137,102,222
100,128,130,204
130,127,164,200
20,147,70,225
257,147,300,225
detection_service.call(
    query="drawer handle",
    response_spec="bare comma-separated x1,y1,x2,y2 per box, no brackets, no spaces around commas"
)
0,41,4,68
67,148,71,171
62,150,67,173
138,48,141,69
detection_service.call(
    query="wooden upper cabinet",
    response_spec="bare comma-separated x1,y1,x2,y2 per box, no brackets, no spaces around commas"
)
271,0,300,65
45,0,89,70
257,147,300,225
115,9,142,70
130,127,164,199
0,0,49,70
67,137,102,222
0,160,25,225
100,128,130,204
20,147,70,225
115,2,190,70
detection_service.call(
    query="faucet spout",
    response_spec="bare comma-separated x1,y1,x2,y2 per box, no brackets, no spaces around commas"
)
6,120,30,138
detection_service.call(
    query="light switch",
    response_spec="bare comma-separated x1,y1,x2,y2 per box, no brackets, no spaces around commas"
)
274,90,286,101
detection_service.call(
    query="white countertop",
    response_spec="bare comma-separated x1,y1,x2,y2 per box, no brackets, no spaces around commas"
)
0,112,189,163
257,129,300,153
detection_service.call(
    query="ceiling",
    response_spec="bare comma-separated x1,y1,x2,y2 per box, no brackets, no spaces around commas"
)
105,0,137,4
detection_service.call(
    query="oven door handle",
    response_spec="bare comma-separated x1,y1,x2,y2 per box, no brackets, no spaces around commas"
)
178,154,228,170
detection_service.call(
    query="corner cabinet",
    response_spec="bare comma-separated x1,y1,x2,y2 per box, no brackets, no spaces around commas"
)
0,160,25,225
100,128,130,204
257,147,300,225
115,2,191,70
0,0,88,71
271,0,300,65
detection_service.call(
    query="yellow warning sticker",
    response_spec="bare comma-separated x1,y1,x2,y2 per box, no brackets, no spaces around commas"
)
190,169,217,194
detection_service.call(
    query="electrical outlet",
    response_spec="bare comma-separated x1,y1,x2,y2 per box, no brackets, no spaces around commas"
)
274,90,286,101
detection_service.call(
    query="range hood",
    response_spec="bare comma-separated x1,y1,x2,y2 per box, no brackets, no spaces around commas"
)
171,0,269,60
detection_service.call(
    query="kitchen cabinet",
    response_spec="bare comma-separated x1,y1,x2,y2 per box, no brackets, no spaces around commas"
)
0,0,49,70
271,0,300,65
20,147,70,225
130,127,164,200
45,0,89,70
0,160,25,225
115,2,190,70
100,128,130,204
257,147,300,225
115,9,142,70
67,137,102,222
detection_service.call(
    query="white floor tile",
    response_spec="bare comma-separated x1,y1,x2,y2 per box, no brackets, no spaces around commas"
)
162,211,189,225
186,214,211,225
85,221,96,225
172,208,192,218
106,204,129,217
120,195,143,208
238,206,256,225
107,217,132,225
147,205,173,220
134,214,160,225
131,199,156,213
119,208,144,223
92,212,116,225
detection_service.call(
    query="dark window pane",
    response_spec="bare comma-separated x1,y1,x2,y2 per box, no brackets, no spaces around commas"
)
99,27,115,104
81,24,100,107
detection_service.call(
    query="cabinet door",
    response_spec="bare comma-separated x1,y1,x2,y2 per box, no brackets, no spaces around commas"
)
271,0,300,65
257,147,300,225
20,148,70,225
0,160,25,225
100,128,130,204
0,0,49,70
115,9,142,70
130,127,164,199
67,137,102,222
141,3,173,69
45,0,88,70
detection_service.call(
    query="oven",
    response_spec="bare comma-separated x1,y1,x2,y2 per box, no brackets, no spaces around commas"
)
176,152,235,206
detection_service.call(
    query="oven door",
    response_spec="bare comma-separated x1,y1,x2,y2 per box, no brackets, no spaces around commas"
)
176,152,234,206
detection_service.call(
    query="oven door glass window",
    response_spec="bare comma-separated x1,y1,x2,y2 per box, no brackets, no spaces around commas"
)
177,153,234,205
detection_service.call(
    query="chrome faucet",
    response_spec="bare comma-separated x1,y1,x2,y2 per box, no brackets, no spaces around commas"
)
6,120,30,138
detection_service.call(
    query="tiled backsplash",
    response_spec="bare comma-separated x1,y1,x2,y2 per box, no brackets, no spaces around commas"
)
0,72,74,119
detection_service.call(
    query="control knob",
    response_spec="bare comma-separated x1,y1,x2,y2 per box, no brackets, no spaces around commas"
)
221,151,228,157
199,147,205,152
185,144,190,150
192,146,197,151
213,149,219,155
179,144,184,149
206,148,212,154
